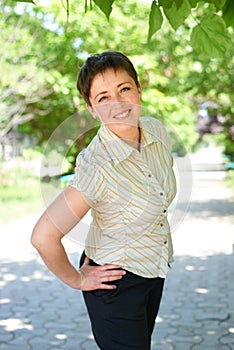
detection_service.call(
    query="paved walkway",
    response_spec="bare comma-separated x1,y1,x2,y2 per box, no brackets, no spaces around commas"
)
0,145,234,350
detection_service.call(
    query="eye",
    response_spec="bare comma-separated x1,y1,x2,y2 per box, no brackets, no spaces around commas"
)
121,87,130,93
98,96,108,103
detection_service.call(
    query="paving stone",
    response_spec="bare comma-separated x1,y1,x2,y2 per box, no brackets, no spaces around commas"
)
79,339,99,350
55,328,85,342
164,334,202,345
191,345,231,350
56,310,82,325
0,330,14,342
220,332,234,345
1,151,234,350
10,306,30,318
197,301,228,309
200,320,222,331
43,320,74,330
154,321,177,335
28,334,65,348
151,341,174,350
172,341,199,350
0,310,15,320
0,344,29,350
193,330,228,347
4,339,31,349
194,310,229,322
170,321,203,330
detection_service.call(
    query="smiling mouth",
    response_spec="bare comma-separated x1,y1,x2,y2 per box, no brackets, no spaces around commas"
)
113,109,131,120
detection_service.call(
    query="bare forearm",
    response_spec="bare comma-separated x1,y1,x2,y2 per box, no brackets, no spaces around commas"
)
31,187,125,291
33,239,82,289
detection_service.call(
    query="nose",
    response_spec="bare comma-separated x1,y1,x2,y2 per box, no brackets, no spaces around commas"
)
112,92,125,102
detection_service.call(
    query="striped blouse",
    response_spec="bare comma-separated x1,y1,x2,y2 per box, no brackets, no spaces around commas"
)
70,116,177,278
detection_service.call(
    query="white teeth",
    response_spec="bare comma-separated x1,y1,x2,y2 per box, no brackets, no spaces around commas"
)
114,110,130,119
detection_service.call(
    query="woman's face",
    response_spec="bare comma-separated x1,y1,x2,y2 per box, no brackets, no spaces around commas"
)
88,68,142,135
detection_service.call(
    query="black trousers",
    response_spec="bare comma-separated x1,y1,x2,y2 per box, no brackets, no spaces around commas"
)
79,252,165,350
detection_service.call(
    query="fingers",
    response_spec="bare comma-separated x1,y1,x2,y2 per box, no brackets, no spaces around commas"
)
79,261,126,291
101,269,126,280
99,283,117,290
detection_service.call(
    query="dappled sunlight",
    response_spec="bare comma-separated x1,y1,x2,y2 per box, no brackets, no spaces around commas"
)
0,137,233,349
0,298,11,304
0,238,233,349
195,288,209,294
55,334,68,340
150,252,234,348
0,318,33,332
1,261,56,287
2,273,17,282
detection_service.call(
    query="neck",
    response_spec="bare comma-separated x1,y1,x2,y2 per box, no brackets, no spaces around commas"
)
113,126,141,150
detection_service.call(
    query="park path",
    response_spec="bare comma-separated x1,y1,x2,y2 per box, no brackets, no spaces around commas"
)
0,144,234,350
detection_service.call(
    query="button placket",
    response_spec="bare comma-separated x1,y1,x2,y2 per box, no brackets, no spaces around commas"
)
146,172,164,197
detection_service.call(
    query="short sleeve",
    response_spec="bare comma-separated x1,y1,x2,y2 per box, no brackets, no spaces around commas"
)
70,149,106,207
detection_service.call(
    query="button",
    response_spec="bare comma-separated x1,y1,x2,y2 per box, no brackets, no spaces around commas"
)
164,241,167,244
163,209,167,213
160,223,163,227
148,174,152,178
160,192,163,196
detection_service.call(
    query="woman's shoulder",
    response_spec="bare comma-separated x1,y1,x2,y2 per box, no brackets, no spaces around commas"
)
140,116,166,135
75,130,109,170
75,134,99,166
140,115,163,126
140,116,172,149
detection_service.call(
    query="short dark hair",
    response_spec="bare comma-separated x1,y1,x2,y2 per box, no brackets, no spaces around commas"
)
77,51,139,106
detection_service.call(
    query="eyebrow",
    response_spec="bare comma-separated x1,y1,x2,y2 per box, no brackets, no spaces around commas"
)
93,81,133,101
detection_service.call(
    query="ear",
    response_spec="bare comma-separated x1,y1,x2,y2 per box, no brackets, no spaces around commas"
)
137,82,142,99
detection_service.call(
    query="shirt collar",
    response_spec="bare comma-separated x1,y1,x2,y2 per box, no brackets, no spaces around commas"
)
139,118,161,146
98,117,159,165
98,125,133,165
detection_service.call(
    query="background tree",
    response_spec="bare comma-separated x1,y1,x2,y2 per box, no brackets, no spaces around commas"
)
1,0,233,165
13,0,233,58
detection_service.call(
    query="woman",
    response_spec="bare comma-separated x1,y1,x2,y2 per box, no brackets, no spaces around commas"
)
31,51,177,350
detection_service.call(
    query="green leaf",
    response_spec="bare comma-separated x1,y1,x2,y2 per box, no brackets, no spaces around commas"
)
93,0,115,20
175,0,183,10
204,0,227,11
15,0,36,3
163,0,191,30
148,1,163,42
188,0,198,8
191,14,232,58
222,0,234,28
158,0,173,9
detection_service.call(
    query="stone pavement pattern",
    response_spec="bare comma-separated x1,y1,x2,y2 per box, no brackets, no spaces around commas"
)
0,145,234,350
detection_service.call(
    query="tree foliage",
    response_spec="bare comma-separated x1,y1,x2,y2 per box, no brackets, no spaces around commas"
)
0,0,233,164
13,0,234,58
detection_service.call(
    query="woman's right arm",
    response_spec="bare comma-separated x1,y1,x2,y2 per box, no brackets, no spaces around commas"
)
31,186,125,290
